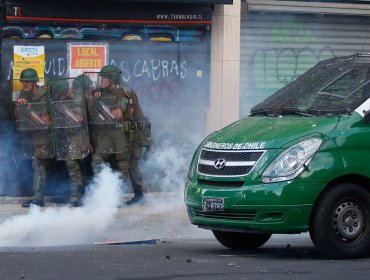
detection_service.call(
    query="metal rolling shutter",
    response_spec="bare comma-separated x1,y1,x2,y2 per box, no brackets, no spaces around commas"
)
240,12,370,116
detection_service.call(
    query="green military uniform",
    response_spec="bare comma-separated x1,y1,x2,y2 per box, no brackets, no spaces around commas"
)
125,89,150,205
89,65,148,205
90,86,132,181
68,77,92,205
18,86,52,206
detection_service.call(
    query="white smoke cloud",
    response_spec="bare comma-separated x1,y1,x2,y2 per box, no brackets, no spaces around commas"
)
0,121,21,195
102,139,212,242
0,143,211,247
0,165,122,246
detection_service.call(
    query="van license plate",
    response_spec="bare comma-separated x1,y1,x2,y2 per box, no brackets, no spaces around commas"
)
202,197,224,212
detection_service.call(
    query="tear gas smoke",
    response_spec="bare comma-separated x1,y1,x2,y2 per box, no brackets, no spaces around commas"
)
0,51,212,246
0,121,20,195
0,165,123,246
106,135,212,242
0,141,211,247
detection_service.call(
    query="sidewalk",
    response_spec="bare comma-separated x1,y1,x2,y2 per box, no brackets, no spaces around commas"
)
0,191,211,246
0,191,181,204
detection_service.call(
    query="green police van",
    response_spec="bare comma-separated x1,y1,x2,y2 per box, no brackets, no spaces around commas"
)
185,53,370,259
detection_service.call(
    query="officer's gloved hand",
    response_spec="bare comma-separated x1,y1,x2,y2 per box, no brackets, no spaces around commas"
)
143,147,151,161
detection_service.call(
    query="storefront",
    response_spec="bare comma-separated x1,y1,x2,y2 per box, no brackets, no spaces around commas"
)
0,0,233,195
240,0,370,116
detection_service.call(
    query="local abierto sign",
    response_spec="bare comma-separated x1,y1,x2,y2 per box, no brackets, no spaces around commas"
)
68,42,108,78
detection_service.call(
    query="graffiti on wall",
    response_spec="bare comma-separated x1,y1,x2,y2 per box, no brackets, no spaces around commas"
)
239,13,344,117
6,58,188,79
2,25,205,42
0,38,210,194
4,57,190,108
250,46,336,88
240,46,337,116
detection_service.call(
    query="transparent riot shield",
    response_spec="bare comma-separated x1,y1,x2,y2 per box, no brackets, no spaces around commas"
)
86,73,127,154
88,95,119,125
49,78,90,160
14,102,54,159
86,71,120,126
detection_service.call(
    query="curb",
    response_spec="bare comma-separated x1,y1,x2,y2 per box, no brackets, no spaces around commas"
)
0,192,182,204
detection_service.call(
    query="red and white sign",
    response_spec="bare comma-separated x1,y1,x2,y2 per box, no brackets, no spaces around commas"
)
68,42,108,79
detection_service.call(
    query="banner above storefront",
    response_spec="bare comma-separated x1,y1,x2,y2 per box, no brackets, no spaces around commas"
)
5,1,215,25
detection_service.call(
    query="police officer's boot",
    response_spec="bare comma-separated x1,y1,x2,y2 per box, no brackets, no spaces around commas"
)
127,163,145,206
22,164,46,208
126,192,144,206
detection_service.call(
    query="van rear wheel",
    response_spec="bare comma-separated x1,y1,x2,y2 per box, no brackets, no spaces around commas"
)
212,230,271,250
309,183,370,259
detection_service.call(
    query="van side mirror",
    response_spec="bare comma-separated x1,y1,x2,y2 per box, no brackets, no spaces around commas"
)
364,110,370,123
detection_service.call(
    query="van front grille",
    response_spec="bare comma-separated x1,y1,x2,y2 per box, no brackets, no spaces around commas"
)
197,148,265,177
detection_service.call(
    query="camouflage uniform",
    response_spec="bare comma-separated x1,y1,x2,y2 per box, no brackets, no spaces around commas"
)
18,87,52,206
126,89,150,205
90,86,133,181
89,66,148,206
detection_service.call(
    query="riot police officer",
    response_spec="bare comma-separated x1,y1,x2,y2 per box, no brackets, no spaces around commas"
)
88,65,145,203
16,68,52,207
49,79,90,207
72,74,93,100
127,116,152,205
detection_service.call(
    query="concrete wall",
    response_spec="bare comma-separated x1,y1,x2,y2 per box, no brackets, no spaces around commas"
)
207,1,241,133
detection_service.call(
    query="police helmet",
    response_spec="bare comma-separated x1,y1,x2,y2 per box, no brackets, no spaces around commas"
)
20,68,39,82
50,80,69,96
73,74,93,90
99,65,122,84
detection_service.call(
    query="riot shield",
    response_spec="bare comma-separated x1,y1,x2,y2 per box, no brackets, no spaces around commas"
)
87,95,118,125
86,74,128,154
49,78,90,160
14,102,54,158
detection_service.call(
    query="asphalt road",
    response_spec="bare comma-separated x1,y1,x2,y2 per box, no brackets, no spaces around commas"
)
1,236,370,280
0,194,370,280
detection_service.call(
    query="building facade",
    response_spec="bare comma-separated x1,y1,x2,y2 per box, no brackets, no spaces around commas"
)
1,0,370,195
0,0,234,195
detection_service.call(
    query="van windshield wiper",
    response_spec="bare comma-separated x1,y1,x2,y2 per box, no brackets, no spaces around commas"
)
273,97,294,116
278,108,314,117
250,109,276,117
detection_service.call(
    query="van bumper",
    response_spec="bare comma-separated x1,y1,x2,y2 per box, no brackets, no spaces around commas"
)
184,179,319,233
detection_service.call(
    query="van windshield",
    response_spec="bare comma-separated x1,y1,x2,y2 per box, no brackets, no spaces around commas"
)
251,54,370,116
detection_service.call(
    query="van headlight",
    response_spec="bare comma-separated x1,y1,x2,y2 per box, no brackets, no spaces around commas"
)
262,138,322,183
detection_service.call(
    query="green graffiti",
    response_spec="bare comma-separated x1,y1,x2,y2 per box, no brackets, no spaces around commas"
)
241,47,336,116
271,19,313,44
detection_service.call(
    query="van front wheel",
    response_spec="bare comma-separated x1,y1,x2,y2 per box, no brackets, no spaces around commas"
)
309,183,370,259
212,230,271,250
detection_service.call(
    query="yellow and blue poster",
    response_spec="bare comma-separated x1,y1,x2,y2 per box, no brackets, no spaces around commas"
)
13,46,45,94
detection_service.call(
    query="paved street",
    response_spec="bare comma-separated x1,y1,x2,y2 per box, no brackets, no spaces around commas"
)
1,192,370,280
0,192,207,246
